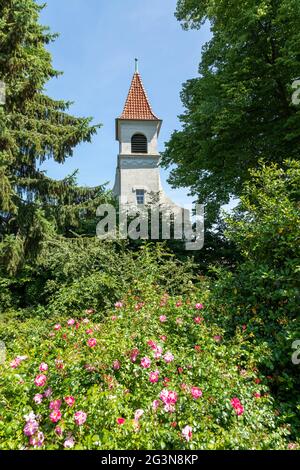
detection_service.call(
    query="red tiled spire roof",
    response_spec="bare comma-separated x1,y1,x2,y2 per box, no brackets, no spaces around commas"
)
120,72,159,120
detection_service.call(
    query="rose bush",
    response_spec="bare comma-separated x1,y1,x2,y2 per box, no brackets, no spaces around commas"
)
0,287,293,450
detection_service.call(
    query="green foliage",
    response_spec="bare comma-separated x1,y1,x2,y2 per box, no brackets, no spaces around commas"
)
0,239,197,314
163,0,300,222
0,288,292,450
206,160,300,435
0,0,104,273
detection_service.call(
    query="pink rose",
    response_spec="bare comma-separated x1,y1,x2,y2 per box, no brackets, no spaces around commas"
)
86,308,95,315
55,426,63,436
10,358,21,369
141,357,151,369
29,431,44,448
87,338,97,348
23,420,39,437
33,394,43,404
34,374,47,387
159,315,167,323
195,303,204,310
67,319,75,326
134,409,144,421
113,360,121,370
39,362,48,372
182,425,193,442
117,417,125,425
49,410,62,423
149,371,159,383
54,324,61,331
64,436,75,448
64,396,75,407
191,387,203,399
163,352,174,364
130,348,139,363
230,397,244,416
114,301,123,309
152,399,160,411
74,411,87,426
49,400,62,410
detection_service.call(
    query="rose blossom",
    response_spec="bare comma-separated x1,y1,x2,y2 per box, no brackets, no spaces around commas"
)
163,352,174,364
10,358,21,369
152,399,160,411
50,410,62,423
160,335,167,342
54,324,61,331
87,338,97,348
64,436,75,448
44,387,52,398
130,348,139,363
141,357,151,369
117,417,125,425
86,308,95,315
23,420,39,437
86,328,93,335
67,319,75,326
39,362,48,372
160,389,178,411
149,370,159,383
134,409,144,421
147,340,157,350
55,359,64,370
114,301,123,309
55,426,63,436
74,411,87,426
191,387,203,399
154,345,163,359
230,397,244,416
113,360,121,370
34,374,47,387
29,432,44,448
159,315,167,323
194,317,203,324
49,400,62,410
195,303,204,310
33,394,43,404
64,396,75,407
182,425,193,442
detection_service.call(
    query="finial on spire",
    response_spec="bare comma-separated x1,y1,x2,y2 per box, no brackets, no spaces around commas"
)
135,58,139,73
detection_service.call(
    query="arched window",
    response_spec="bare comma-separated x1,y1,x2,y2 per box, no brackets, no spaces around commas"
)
131,133,147,154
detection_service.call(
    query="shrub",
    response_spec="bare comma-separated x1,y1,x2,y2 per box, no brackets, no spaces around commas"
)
0,288,292,450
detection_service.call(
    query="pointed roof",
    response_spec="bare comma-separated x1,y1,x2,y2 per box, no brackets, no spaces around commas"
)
119,72,160,120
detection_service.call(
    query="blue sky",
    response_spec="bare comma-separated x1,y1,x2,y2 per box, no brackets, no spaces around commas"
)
39,0,211,206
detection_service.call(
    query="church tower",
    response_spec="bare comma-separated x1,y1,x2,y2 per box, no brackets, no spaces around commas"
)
113,61,175,209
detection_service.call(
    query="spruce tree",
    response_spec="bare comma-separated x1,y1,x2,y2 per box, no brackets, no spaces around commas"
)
0,0,104,273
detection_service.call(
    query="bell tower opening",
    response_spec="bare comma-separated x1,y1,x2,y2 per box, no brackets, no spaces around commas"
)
131,134,147,154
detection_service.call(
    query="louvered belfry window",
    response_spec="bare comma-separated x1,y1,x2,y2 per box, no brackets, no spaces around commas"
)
131,133,148,153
